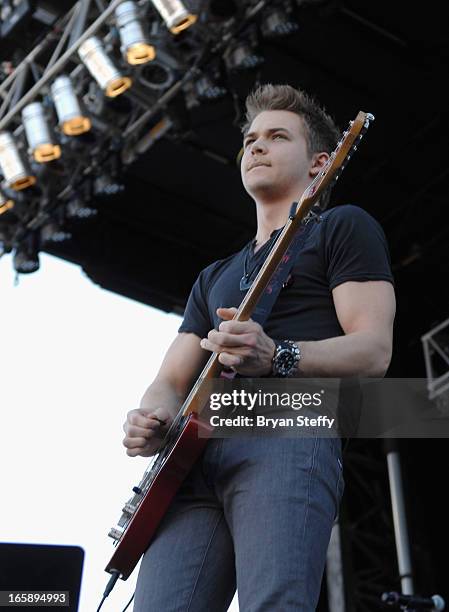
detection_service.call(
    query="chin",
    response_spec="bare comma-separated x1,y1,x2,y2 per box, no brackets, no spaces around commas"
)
244,176,275,194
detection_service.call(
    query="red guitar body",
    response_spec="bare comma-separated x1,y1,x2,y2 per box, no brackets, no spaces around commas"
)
106,415,212,579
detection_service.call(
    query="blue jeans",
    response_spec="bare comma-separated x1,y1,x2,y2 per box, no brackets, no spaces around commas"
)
133,436,344,612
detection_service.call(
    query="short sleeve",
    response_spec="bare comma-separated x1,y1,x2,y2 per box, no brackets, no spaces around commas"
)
324,205,394,291
178,270,212,338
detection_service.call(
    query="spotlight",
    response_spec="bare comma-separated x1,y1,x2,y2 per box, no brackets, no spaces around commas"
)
21,102,61,163
0,189,14,215
115,1,156,65
41,221,72,244
0,132,36,191
66,197,97,219
225,42,264,71
13,239,40,274
261,8,299,38
78,36,132,98
139,60,174,90
150,0,197,34
51,75,91,136
94,174,125,196
195,75,227,102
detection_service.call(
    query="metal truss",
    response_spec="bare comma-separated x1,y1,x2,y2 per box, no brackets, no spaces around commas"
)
0,0,270,261
422,317,449,406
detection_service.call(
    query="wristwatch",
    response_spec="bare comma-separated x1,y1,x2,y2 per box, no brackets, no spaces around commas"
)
271,340,301,377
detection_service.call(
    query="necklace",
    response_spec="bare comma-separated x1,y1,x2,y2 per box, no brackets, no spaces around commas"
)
239,229,282,291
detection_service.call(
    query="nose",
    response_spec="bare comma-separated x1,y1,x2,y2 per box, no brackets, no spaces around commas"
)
250,137,267,155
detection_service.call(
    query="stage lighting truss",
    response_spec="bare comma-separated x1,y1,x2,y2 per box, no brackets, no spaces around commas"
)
422,318,449,411
0,0,302,275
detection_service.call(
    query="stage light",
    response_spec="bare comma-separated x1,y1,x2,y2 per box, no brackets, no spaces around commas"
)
115,1,156,65
21,102,61,163
195,75,227,102
0,132,36,191
150,0,197,34
13,239,39,274
94,174,125,196
225,42,264,71
261,8,299,38
51,75,91,136
0,189,14,215
139,60,174,90
66,197,97,219
78,37,132,98
41,221,71,244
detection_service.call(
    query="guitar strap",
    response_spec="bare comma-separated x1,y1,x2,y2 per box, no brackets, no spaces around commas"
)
220,205,321,381
246,204,321,328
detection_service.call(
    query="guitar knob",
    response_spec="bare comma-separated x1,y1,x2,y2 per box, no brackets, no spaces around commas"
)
132,486,142,494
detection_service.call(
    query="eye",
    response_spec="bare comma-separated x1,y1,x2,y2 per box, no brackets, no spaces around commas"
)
273,133,286,140
244,138,254,148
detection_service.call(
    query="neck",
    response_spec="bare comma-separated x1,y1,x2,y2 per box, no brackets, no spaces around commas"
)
252,185,308,250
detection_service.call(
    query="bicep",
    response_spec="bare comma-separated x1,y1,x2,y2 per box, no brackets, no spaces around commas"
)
155,332,209,398
332,280,396,342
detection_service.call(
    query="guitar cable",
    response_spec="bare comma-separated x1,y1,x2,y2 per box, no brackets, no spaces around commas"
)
96,570,120,611
122,592,135,611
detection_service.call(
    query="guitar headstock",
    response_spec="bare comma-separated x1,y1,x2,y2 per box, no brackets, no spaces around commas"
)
300,111,375,208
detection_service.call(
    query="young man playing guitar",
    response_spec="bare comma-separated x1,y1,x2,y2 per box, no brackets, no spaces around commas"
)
123,84,396,611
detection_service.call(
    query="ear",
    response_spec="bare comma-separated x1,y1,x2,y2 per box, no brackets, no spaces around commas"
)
309,152,329,177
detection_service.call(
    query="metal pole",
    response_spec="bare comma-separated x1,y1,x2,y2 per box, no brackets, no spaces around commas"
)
326,522,346,612
386,446,414,595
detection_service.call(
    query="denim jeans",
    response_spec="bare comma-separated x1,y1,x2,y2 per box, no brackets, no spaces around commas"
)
133,436,344,612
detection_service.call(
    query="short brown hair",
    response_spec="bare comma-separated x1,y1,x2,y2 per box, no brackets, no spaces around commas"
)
242,83,340,157
241,83,340,207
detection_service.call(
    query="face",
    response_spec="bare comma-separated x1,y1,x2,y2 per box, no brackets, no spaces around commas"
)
241,110,316,201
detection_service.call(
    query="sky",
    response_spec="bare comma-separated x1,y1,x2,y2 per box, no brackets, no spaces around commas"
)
0,252,239,611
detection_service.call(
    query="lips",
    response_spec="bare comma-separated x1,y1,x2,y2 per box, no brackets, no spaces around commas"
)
248,162,270,171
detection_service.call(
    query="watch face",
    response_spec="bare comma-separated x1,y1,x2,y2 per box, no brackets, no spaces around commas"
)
276,348,296,376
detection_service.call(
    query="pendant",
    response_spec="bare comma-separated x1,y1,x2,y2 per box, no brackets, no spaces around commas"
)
240,274,252,291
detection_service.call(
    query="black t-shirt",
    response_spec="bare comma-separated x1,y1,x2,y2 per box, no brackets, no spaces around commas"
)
178,205,394,341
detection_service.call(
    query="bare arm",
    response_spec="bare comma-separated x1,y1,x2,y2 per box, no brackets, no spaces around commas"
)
200,280,396,378
123,332,208,457
295,281,395,377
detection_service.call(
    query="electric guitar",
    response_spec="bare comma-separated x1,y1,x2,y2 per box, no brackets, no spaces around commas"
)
105,111,374,581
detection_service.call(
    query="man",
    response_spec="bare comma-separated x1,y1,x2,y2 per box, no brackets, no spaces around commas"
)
123,84,396,611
